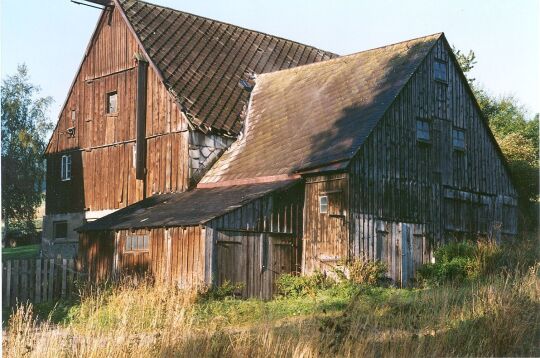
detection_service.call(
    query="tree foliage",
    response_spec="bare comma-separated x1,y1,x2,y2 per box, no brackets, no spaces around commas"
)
453,47,539,226
1,64,53,237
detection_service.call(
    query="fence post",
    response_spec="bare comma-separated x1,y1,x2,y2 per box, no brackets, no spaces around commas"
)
13,260,20,305
48,259,54,302
35,259,42,304
61,259,67,298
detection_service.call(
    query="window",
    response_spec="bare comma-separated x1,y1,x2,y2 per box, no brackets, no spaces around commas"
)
71,109,76,123
434,59,447,82
416,119,431,142
106,91,118,114
319,196,328,214
53,221,68,240
61,154,72,181
453,128,466,150
125,234,149,252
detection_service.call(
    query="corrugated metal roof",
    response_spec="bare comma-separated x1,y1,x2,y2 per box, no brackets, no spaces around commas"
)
200,33,442,184
118,0,337,135
77,180,298,231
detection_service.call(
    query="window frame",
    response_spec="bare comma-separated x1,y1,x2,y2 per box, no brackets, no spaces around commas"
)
53,221,68,241
416,118,431,143
319,195,329,214
61,154,72,181
452,127,466,151
106,91,118,115
433,59,448,83
124,234,150,253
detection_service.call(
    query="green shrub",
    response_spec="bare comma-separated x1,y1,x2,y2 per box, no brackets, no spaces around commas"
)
276,272,333,298
347,260,388,286
200,280,245,300
415,239,533,286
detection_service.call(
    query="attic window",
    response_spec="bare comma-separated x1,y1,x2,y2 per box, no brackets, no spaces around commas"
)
434,59,448,82
106,91,118,114
416,119,431,142
71,109,76,123
453,128,466,151
61,154,72,181
319,196,328,214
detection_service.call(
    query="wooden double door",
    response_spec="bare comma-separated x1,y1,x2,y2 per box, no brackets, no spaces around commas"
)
216,231,297,299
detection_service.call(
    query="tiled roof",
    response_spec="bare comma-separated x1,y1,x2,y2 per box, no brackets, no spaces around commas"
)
119,0,337,135
77,180,298,231
200,33,441,184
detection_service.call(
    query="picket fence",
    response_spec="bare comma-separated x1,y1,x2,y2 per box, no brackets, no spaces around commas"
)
2,258,84,308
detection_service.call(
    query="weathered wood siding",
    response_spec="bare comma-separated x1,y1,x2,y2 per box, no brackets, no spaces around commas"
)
81,226,205,286
79,231,115,282
45,6,190,215
347,37,517,283
206,183,304,298
303,173,349,274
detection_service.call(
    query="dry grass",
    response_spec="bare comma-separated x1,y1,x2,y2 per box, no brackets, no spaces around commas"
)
3,243,539,357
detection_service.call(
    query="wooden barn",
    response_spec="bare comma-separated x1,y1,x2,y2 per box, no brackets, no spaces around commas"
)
45,0,518,297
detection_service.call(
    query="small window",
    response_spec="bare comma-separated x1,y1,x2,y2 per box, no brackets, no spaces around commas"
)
434,60,448,82
319,196,328,214
125,234,149,252
53,221,68,240
453,128,466,150
106,91,118,114
416,119,431,142
71,109,76,123
61,154,72,181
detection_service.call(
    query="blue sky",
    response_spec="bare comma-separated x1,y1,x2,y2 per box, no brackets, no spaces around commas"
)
1,0,539,122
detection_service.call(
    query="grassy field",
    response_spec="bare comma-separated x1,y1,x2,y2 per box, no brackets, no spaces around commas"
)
3,237,539,357
2,244,40,260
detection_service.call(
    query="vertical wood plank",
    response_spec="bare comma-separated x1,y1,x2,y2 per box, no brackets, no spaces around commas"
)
48,259,54,302
35,259,42,304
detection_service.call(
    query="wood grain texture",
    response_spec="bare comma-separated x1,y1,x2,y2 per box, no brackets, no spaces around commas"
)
45,6,190,215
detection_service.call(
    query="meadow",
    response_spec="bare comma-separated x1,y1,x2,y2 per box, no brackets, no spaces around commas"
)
3,236,539,357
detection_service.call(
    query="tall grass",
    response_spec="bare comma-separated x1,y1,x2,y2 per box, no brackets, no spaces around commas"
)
3,238,539,357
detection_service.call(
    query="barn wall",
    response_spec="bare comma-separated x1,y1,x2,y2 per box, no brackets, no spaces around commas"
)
45,7,191,214
80,227,206,286
302,173,349,275
79,231,115,282
347,37,518,284
205,183,304,298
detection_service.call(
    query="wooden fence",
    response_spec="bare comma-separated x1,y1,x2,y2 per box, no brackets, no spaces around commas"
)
2,258,84,308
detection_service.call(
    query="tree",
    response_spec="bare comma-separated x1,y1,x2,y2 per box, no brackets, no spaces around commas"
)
453,46,539,227
1,64,53,243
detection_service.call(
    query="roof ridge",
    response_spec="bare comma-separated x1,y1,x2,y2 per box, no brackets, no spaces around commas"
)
258,32,443,78
119,0,338,57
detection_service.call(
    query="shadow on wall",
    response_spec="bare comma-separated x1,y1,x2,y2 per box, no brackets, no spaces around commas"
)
301,41,429,171
45,149,85,215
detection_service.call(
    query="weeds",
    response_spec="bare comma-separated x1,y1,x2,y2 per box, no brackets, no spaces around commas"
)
3,236,539,357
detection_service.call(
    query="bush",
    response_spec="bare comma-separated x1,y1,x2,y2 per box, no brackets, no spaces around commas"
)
199,280,245,300
416,238,537,287
276,272,334,298
347,260,388,286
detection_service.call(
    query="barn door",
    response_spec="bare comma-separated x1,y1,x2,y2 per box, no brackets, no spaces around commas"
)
216,232,247,297
400,223,426,287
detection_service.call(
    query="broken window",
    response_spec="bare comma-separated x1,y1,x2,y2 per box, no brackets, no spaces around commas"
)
61,154,72,181
434,59,447,82
106,91,118,114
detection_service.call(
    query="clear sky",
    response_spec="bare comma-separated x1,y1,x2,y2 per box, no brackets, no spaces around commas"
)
1,0,539,122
